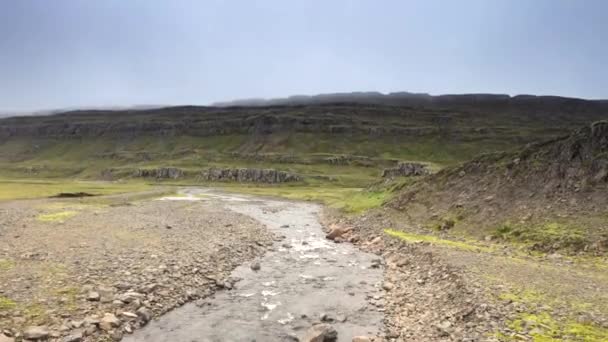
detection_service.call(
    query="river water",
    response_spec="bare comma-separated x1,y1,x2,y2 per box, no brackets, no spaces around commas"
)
125,188,384,342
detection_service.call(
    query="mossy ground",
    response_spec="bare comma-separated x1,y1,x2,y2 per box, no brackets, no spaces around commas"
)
221,185,391,213
0,178,152,200
384,228,492,252
494,221,588,253
497,290,608,341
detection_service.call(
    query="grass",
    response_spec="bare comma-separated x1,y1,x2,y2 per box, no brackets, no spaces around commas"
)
0,296,16,310
495,221,588,252
384,228,493,252
497,290,608,341
0,178,152,201
36,210,78,222
221,185,391,213
0,258,15,271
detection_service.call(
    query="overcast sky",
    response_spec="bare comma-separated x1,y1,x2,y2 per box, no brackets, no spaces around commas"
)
1,0,607,111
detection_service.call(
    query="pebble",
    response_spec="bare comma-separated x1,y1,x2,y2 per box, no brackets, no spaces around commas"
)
250,261,261,271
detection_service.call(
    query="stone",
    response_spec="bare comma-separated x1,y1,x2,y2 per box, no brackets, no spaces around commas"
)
136,307,152,323
0,335,14,342
99,313,121,331
250,261,261,271
62,329,84,342
120,311,138,319
199,168,301,183
382,282,395,291
382,162,430,178
302,323,338,342
325,225,351,240
23,326,49,340
86,291,100,301
352,337,372,342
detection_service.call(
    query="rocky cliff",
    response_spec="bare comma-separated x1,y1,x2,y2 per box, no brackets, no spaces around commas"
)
199,168,300,183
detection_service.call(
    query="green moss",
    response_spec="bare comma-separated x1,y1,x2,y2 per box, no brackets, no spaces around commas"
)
502,311,608,342
0,296,16,310
0,258,15,271
37,210,78,222
495,221,587,252
384,228,492,252
497,290,608,341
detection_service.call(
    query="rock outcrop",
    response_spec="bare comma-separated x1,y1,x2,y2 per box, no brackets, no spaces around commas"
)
199,168,300,183
133,167,184,179
382,162,430,177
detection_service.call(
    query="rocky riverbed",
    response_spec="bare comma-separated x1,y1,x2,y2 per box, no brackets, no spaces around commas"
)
124,189,384,342
0,190,274,341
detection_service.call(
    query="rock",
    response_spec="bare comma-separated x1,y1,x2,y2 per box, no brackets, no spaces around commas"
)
382,162,430,178
352,337,372,342
120,311,138,319
0,335,14,342
302,323,338,342
117,291,145,303
280,224,290,228
23,326,49,340
325,225,352,240
99,313,121,331
250,261,261,271
136,307,152,323
86,291,100,301
61,330,84,342
382,282,395,291
134,167,184,179
199,168,301,183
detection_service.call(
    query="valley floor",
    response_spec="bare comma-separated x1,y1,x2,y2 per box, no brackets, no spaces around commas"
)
0,185,607,341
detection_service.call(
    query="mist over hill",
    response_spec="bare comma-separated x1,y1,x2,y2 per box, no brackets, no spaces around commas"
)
212,91,608,112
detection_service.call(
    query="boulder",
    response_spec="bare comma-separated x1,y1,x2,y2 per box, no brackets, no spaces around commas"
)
381,162,429,178
302,323,338,342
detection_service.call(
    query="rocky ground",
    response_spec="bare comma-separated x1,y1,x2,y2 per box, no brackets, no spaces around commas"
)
322,207,608,341
0,190,274,341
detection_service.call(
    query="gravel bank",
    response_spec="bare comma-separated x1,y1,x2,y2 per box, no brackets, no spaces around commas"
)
0,192,274,341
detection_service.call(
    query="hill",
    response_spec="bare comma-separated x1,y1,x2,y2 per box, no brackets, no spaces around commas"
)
0,95,606,186
389,121,608,254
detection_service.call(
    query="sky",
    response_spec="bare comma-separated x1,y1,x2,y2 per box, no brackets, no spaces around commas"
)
0,0,607,111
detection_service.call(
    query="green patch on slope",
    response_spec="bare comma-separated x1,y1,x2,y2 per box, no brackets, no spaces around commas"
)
384,228,492,252
494,221,588,252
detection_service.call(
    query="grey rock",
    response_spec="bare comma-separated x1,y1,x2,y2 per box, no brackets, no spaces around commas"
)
23,326,49,340
99,313,121,331
302,323,338,342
